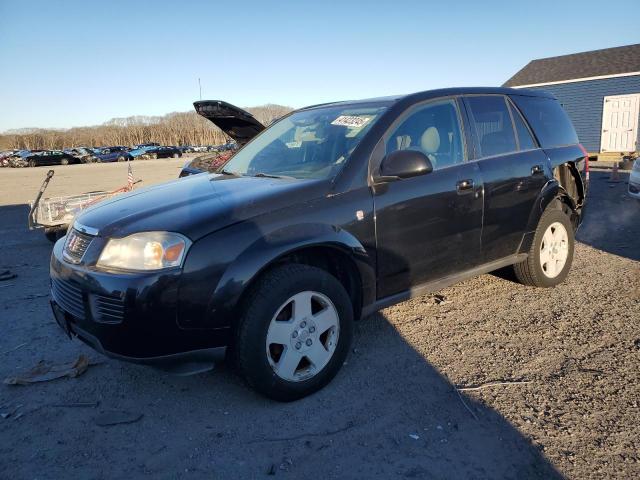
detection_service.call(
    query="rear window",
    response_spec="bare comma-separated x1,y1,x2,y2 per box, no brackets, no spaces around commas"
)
510,95,578,147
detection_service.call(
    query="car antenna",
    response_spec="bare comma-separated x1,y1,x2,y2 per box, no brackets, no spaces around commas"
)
198,78,202,101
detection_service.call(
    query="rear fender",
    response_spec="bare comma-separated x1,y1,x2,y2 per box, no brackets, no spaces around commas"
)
519,180,576,254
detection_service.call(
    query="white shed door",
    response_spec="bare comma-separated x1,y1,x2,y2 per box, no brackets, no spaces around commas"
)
600,94,640,153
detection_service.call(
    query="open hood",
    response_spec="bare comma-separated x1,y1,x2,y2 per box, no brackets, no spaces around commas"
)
194,100,265,146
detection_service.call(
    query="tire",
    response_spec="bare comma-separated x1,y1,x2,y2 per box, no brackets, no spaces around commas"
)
44,227,65,243
28,159,36,168
117,156,125,162
235,264,354,401
60,158,69,166
513,201,575,287
150,153,157,159
172,153,179,158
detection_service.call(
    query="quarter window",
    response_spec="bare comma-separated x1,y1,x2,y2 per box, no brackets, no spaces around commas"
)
466,96,517,158
386,99,464,170
510,95,579,148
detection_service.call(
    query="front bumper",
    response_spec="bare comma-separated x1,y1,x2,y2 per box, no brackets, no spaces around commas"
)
50,238,229,365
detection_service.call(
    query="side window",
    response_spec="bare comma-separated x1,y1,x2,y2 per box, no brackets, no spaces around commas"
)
509,102,537,150
465,96,517,158
386,99,464,170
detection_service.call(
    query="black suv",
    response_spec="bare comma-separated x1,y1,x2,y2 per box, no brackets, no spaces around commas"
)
50,88,588,401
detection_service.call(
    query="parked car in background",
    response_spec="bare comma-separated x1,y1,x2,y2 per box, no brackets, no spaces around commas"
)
64,147,98,163
179,101,264,176
208,140,237,152
94,146,132,162
144,146,182,159
0,150,20,167
629,157,640,199
128,146,156,159
133,142,160,149
179,151,235,177
24,150,80,167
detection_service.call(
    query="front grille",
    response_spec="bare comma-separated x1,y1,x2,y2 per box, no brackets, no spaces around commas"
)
91,293,125,324
51,277,85,319
63,229,93,263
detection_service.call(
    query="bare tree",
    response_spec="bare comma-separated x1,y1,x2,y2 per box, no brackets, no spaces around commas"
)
0,104,293,150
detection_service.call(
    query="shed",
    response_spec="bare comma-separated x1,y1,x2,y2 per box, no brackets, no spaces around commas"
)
503,44,640,158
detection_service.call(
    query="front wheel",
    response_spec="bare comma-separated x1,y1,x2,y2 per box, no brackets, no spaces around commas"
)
235,264,353,401
44,227,65,243
513,202,575,287
117,156,125,162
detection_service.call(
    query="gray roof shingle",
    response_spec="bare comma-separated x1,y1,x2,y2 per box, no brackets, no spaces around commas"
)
503,44,640,87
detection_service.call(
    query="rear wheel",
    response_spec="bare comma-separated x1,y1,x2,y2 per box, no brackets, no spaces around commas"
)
150,153,157,159
60,158,69,166
172,153,179,158
117,156,125,162
513,202,575,287
235,264,353,401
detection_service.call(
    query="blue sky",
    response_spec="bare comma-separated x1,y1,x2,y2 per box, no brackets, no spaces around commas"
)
1,0,638,131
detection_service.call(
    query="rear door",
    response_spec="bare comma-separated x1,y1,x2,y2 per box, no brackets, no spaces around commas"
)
462,95,549,262
373,98,483,298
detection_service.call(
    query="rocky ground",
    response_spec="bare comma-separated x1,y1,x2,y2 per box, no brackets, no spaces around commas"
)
0,163,638,479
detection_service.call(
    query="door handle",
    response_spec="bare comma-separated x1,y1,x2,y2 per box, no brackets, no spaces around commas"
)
456,179,474,194
531,164,544,175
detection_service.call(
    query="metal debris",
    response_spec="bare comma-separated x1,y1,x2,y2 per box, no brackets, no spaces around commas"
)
0,270,17,281
94,410,143,427
433,294,451,305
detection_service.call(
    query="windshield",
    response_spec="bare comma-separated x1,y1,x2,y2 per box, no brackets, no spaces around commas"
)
222,105,387,179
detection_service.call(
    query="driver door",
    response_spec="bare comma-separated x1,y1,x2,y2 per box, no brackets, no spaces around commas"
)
373,98,484,298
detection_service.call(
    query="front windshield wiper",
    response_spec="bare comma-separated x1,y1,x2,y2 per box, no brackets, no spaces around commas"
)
219,168,240,176
249,172,295,179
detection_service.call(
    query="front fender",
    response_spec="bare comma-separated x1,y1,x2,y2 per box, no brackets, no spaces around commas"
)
212,222,373,316
178,221,375,330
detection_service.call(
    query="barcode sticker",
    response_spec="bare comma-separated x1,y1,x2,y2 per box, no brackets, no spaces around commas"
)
331,115,373,128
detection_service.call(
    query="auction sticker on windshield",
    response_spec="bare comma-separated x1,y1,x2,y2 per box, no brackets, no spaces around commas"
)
331,115,373,128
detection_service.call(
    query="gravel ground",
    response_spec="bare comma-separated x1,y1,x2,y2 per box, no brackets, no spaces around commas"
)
0,163,638,479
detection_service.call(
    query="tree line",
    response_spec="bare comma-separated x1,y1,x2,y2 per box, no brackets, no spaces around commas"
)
0,104,292,150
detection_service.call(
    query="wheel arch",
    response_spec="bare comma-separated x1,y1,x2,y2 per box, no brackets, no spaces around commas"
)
519,180,579,255
207,223,376,328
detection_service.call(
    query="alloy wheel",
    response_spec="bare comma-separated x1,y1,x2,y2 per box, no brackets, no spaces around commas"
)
540,221,569,278
265,291,340,382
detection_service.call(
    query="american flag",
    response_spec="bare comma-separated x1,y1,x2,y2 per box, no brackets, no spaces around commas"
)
127,160,133,189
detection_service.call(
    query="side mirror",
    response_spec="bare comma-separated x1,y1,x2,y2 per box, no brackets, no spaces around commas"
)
379,149,433,180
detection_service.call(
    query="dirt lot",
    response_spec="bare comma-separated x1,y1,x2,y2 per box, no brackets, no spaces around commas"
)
0,163,638,479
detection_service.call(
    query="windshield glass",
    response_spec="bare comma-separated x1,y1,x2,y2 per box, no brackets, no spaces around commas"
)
222,105,387,179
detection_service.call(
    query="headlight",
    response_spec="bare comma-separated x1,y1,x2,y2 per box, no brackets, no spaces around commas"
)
97,232,191,271
633,160,640,172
